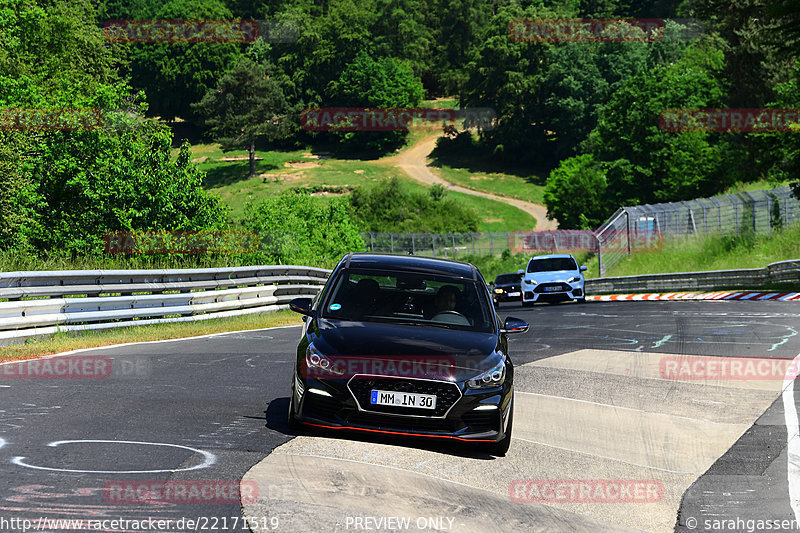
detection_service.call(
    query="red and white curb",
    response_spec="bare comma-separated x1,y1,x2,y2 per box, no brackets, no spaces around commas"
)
587,292,800,302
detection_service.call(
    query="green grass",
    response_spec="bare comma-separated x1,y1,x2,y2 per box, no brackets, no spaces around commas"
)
432,163,546,205
421,98,459,109
396,175,537,231
189,141,538,231
0,310,302,360
584,223,800,279
428,132,547,205
722,177,792,195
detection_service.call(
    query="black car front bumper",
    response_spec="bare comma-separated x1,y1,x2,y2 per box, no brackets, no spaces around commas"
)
293,374,513,442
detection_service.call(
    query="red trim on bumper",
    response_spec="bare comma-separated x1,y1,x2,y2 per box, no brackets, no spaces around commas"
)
300,421,496,442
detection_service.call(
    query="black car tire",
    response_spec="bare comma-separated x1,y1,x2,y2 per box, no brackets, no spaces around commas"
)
287,384,300,432
522,301,533,307
577,297,586,303
487,400,513,456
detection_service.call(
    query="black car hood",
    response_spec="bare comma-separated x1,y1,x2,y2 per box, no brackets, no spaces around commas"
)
312,318,502,380
495,282,521,289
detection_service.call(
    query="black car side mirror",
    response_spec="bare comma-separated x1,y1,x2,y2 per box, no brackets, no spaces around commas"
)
289,297,315,317
500,316,529,334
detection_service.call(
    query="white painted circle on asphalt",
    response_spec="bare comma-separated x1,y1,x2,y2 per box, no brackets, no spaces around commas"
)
12,439,216,474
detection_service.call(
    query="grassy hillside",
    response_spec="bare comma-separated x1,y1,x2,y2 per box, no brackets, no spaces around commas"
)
189,142,538,231
583,224,800,279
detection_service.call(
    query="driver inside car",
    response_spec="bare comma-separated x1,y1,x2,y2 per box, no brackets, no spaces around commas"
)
426,285,472,327
433,285,460,314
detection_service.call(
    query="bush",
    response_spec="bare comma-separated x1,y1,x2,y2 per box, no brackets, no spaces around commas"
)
349,178,480,233
240,193,365,267
543,154,610,229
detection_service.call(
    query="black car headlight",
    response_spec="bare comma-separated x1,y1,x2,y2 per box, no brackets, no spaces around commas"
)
306,345,345,377
467,358,506,389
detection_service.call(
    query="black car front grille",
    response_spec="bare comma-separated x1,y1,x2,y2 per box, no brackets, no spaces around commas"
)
348,377,461,418
534,282,571,293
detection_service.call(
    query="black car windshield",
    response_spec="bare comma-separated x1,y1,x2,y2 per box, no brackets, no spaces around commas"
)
527,257,578,272
495,274,521,284
322,268,495,333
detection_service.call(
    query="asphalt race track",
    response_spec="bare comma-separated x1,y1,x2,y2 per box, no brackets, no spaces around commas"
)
1,300,800,532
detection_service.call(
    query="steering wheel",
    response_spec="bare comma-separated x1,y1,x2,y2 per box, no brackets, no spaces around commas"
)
431,310,471,326
434,310,464,317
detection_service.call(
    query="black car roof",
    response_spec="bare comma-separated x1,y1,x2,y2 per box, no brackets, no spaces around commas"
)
341,253,478,280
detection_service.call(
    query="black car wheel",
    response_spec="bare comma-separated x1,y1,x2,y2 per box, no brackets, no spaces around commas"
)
487,400,513,456
287,383,300,432
577,297,586,303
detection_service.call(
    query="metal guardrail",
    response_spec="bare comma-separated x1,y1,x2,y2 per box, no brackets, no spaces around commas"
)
0,266,331,346
585,259,800,294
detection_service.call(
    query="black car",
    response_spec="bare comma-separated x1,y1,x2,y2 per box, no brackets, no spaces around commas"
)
287,252,529,456
491,272,523,305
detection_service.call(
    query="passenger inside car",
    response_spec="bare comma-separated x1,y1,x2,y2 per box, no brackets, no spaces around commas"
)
353,278,381,316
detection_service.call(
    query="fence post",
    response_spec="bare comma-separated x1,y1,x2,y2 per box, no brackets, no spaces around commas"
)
370,233,374,251
471,234,475,254
411,234,415,254
490,233,493,255
596,234,603,277
431,233,435,256
625,210,631,254
391,233,394,253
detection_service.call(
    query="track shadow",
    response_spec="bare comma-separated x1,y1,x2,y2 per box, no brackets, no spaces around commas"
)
266,396,498,460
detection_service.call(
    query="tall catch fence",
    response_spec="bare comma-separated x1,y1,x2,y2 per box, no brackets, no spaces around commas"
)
361,187,800,277
595,186,800,275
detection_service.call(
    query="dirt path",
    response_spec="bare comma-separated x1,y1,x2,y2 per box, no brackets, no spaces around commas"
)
384,134,558,230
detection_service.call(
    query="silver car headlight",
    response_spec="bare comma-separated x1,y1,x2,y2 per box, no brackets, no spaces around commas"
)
305,345,345,377
567,276,581,284
467,358,506,389
525,279,537,285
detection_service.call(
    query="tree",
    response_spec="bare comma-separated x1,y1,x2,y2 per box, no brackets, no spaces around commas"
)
123,0,244,122
543,154,610,229
587,39,730,206
193,57,293,177
0,0,227,256
326,50,424,154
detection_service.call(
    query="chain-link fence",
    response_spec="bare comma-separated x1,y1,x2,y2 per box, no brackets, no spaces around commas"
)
595,186,800,275
360,232,518,258
361,187,800,276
